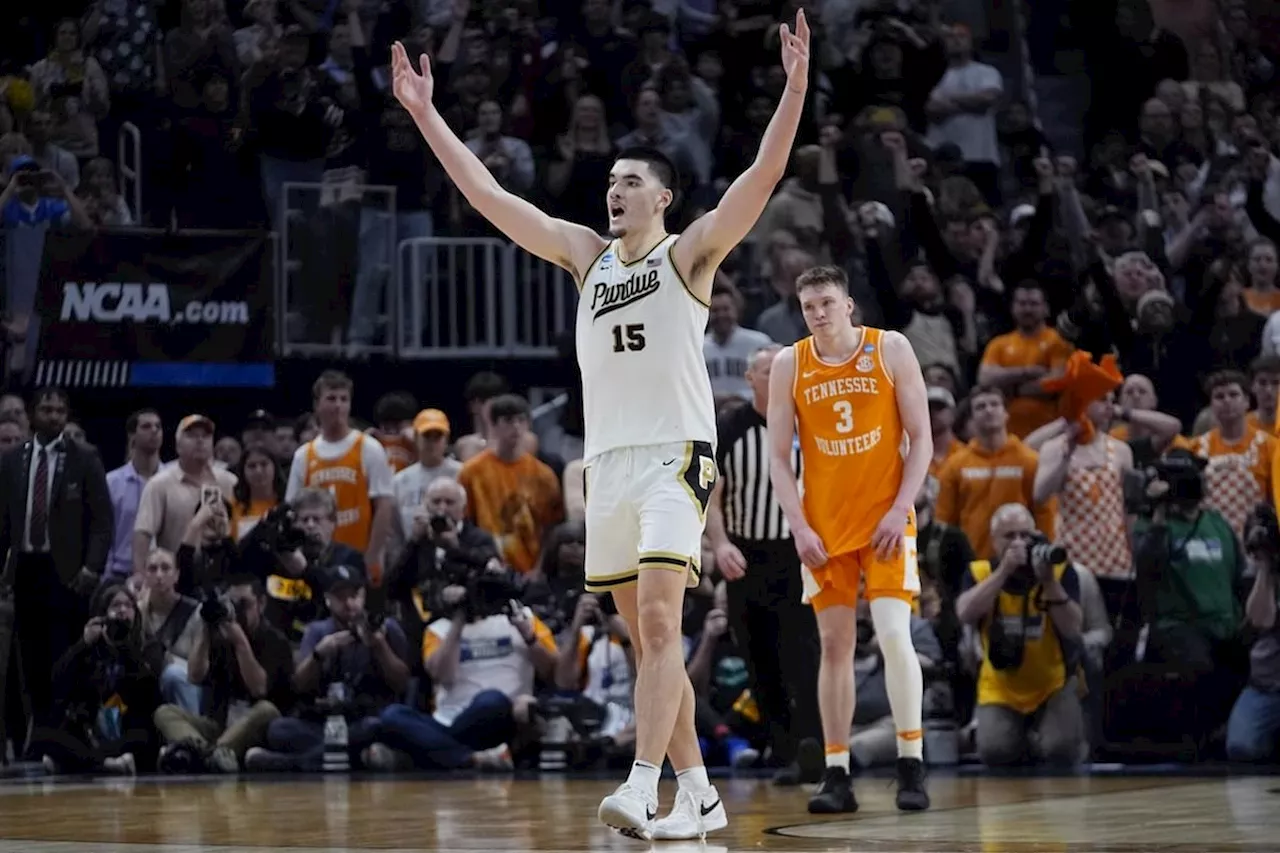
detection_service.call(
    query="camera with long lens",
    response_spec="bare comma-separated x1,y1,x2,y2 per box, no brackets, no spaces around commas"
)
243,502,310,555
1123,450,1206,516
465,569,520,620
1031,538,1067,567
986,612,1026,671
429,514,453,535
200,591,232,625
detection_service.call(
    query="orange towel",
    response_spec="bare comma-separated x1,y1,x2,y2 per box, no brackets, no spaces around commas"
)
1040,351,1123,444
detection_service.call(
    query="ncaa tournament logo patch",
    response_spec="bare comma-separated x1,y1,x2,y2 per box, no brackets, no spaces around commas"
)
600,252,613,271
856,355,875,372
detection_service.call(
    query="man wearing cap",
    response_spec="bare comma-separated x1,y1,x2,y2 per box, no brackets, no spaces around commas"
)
390,409,462,560
0,154,91,229
134,414,237,570
248,561,411,772
241,410,277,460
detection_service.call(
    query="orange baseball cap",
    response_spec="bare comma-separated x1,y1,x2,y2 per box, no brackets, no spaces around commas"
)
413,409,451,435
177,414,215,435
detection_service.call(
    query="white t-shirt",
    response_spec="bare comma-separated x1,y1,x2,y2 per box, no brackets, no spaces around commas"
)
704,325,773,401
390,459,463,547
284,430,395,501
926,60,1005,166
425,609,553,726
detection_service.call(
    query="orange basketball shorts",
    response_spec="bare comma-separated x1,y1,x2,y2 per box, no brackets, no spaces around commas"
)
800,536,920,613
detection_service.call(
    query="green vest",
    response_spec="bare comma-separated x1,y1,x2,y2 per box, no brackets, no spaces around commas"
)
1137,511,1242,640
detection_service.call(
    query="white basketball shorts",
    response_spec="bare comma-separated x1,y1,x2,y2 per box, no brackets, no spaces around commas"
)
583,440,718,593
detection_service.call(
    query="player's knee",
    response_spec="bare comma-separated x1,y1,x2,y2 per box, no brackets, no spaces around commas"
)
636,598,681,652
817,619,855,661
870,598,914,661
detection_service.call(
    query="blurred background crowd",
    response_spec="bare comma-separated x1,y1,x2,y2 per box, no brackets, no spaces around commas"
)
0,0,1278,776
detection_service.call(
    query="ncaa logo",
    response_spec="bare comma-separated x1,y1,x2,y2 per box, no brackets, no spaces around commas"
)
855,355,875,373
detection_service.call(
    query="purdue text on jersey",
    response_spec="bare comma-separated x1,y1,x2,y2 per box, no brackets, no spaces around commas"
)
590,268,661,322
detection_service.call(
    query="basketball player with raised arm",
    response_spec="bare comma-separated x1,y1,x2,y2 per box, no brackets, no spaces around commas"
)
391,12,810,842
767,266,933,814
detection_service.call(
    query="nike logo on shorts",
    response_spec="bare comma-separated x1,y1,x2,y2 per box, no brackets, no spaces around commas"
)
662,458,677,466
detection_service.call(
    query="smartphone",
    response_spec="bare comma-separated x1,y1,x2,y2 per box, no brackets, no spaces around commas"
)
200,485,223,511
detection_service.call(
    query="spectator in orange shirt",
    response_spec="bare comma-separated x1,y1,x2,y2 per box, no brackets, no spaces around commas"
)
936,386,1054,560
1246,356,1280,438
977,281,1073,438
1187,370,1276,537
458,394,563,573
927,386,961,478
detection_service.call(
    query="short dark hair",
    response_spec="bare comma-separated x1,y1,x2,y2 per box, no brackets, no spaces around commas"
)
1251,355,1280,378
1012,279,1046,298
969,384,1006,404
795,265,849,294
374,391,417,425
125,408,160,435
32,386,69,408
488,393,531,422
293,413,317,440
312,369,353,401
464,371,508,403
1205,369,1248,395
614,146,679,193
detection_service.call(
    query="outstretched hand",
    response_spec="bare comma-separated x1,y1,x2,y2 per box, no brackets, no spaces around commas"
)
391,41,435,115
780,9,810,93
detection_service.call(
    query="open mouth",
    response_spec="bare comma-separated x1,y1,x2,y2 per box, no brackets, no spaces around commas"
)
609,205,624,218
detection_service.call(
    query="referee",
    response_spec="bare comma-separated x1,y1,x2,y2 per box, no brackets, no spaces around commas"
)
707,344,823,786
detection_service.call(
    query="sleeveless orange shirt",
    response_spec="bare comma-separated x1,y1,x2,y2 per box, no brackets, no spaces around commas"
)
793,327,906,555
303,436,372,552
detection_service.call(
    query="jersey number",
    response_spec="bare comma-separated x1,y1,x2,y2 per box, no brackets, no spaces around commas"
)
833,400,855,434
612,323,646,353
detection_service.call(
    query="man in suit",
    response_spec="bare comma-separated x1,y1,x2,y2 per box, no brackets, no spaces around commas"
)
0,386,112,745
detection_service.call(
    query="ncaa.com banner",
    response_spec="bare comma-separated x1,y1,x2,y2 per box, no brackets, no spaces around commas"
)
34,229,275,388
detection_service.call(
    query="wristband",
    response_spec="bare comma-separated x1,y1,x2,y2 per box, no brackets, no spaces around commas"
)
1043,597,1070,607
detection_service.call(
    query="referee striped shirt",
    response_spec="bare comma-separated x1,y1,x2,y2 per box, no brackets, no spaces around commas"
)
716,404,802,541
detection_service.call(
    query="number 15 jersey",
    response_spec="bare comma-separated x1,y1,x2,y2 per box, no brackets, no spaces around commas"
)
793,327,908,555
576,234,717,462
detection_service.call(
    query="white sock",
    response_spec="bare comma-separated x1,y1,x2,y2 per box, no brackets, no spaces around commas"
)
870,598,925,761
626,759,661,798
676,764,710,792
824,749,850,772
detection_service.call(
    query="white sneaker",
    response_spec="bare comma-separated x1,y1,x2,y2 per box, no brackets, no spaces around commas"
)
598,782,658,841
651,786,728,841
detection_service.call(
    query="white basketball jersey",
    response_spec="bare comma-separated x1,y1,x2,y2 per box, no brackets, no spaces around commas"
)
576,234,717,461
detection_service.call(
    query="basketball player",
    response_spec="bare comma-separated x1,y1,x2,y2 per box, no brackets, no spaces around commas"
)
391,11,810,842
767,266,933,813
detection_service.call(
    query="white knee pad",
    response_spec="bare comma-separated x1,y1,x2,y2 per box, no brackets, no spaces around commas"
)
869,598,915,661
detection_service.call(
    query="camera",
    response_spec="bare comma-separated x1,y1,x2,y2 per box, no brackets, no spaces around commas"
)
1031,539,1067,567
1123,450,1205,515
104,617,131,644
429,514,453,535
464,570,520,620
986,613,1026,671
244,502,310,554
200,592,232,625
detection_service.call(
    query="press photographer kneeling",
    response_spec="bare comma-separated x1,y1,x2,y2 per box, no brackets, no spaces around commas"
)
153,577,293,773
374,563,556,771
955,504,1085,767
1119,449,1248,752
1226,504,1280,762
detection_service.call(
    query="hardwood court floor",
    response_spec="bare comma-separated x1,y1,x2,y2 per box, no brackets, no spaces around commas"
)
0,771,1274,852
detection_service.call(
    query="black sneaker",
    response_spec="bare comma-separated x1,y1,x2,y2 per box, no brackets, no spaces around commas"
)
895,757,930,811
772,737,823,787
807,766,857,814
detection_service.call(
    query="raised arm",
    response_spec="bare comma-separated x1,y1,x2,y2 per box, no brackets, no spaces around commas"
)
390,42,605,282
671,11,810,303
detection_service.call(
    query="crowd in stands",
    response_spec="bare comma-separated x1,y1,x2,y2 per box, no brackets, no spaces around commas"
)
1,0,1280,775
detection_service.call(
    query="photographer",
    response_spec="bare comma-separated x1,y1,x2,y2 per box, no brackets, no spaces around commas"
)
154,577,291,773
386,477,499,652
0,154,91,228
955,504,1085,767
250,487,367,642
176,494,238,595
1226,505,1280,762
33,585,164,775
1125,448,1247,749
373,564,556,771
247,563,410,772
522,520,587,639
552,591,637,760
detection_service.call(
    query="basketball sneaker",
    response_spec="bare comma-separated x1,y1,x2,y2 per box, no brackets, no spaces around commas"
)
651,786,728,840
807,766,857,814
895,757,930,811
598,782,658,841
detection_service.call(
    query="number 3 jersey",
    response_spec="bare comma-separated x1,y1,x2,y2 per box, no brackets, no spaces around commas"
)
576,234,717,462
792,327,908,555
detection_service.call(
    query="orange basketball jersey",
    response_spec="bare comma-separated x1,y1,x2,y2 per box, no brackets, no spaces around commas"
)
793,327,906,556
303,437,372,553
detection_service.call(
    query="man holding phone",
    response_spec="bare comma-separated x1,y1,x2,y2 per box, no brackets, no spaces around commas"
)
0,155,91,229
